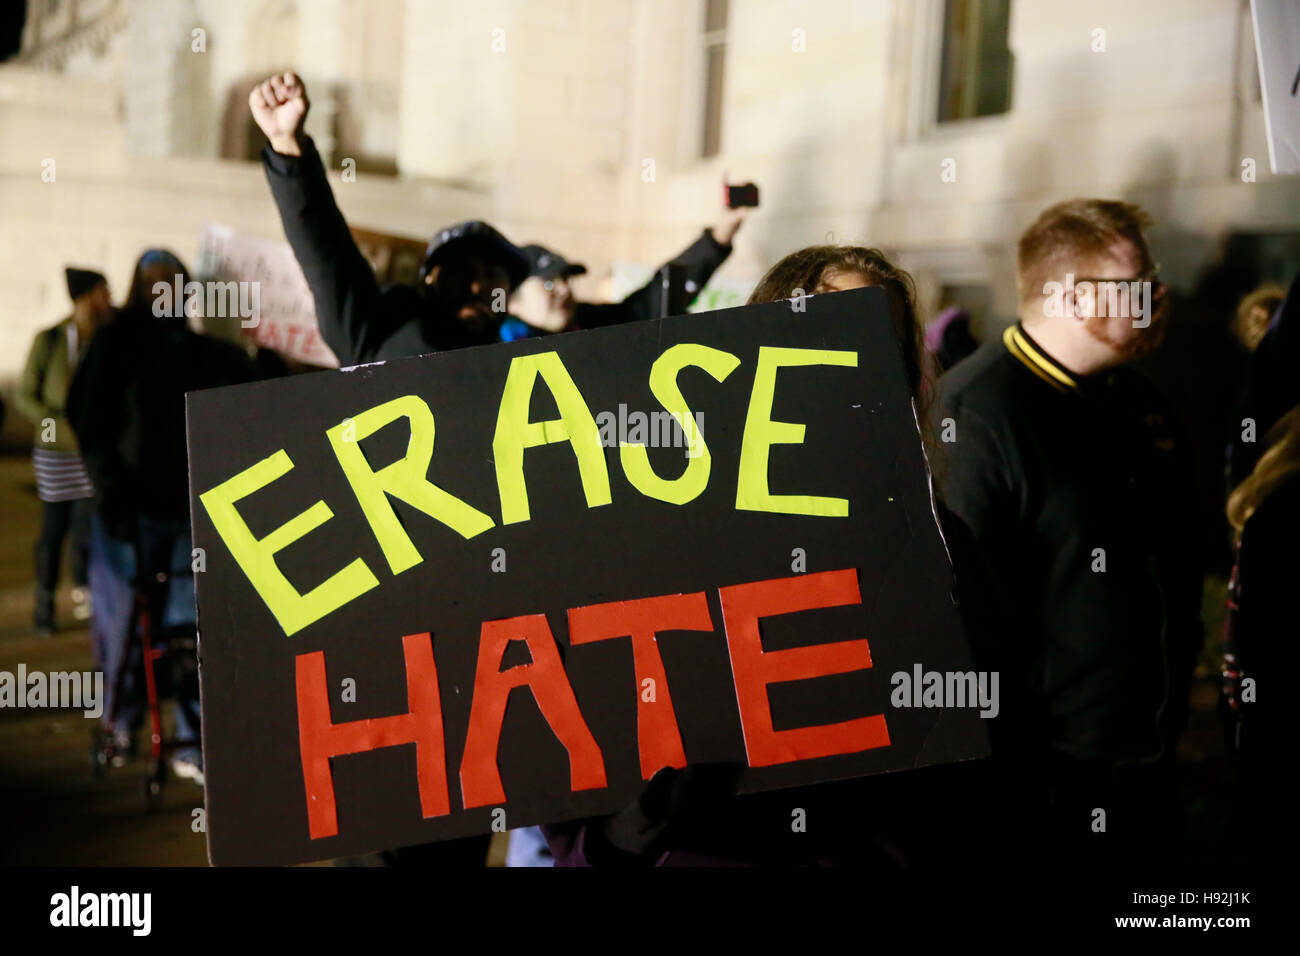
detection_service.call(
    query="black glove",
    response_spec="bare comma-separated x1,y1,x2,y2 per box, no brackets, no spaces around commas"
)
591,763,742,865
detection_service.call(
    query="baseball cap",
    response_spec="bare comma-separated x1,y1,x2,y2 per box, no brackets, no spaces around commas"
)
418,221,531,289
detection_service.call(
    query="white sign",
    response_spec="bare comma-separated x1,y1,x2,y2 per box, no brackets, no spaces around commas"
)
1251,0,1300,175
196,223,339,367
610,262,756,314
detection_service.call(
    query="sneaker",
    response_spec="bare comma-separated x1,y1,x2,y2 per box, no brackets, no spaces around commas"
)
71,587,92,621
171,757,205,787
110,727,134,767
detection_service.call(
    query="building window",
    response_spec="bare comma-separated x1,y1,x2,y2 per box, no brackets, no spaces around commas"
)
937,0,1013,123
701,0,728,158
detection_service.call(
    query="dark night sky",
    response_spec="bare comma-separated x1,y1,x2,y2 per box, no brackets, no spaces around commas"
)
1,2,26,61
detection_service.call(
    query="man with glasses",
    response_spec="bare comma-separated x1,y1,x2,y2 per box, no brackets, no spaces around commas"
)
250,73,530,366
936,198,1201,866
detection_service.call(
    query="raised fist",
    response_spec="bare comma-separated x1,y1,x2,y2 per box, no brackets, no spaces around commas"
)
249,73,309,156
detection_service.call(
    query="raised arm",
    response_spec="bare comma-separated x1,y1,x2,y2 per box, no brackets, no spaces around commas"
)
573,195,751,330
250,73,392,366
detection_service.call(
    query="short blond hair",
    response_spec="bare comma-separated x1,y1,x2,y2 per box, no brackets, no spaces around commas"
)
1232,283,1285,352
1017,199,1154,307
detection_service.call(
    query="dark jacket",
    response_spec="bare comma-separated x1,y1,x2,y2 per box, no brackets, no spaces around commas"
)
935,323,1203,770
1233,475,1296,764
66,312,258,539
262,137,487,365
570,229,733,329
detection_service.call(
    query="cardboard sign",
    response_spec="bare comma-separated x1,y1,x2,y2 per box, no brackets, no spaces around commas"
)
1251,0,1300,174
186,288,988,865
196,224,428,367
196,222,338,367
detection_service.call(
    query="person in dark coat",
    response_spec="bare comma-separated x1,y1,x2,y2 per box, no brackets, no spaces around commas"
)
935,199,1201,865
252,70,542,867
250,72,530,367
66,249,264,778
1228,274,1299,489
542,245,1002,867
1223,267,1299,864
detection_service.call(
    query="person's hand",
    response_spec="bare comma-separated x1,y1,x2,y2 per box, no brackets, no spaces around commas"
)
596,763,742,863
710,206,750,247
710,176,756,246
249,73,309,157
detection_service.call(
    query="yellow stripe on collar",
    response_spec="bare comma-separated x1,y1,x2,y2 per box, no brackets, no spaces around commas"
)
1002,325,1078,392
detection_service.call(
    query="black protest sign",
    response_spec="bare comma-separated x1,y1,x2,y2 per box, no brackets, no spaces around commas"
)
186,287,988,866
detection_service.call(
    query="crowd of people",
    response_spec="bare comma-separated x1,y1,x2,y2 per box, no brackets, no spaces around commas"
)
12,70,1289,868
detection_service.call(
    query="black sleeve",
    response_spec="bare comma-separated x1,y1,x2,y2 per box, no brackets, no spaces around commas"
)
261,137,391,366
573,228,733,329
935,403,1021,549
66,327,134,536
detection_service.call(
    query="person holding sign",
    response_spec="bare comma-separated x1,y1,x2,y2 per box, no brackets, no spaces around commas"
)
250,73,531,367
251,70,541,867
540,245,997,867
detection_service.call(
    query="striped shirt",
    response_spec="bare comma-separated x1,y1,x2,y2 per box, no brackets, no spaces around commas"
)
32,447,94,502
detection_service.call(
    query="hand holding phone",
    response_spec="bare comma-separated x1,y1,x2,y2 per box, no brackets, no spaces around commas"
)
725,182,760,208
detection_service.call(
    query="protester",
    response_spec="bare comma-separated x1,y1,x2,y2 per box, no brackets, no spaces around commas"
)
251,70,541,866
66,249,262,781
1231,283,1285,353
541,245,1000,866
506,201,750,337
1228,275,1298,489
1222,405,1297,862
503,205,752,866
14,268,113,634
924,305,979,374
249,72,530,366
935,199,1201,864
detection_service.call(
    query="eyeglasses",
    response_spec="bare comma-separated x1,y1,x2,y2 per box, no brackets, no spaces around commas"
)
1073,263,1162,288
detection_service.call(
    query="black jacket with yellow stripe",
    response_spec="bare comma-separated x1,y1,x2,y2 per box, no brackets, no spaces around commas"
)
935,323,1202,769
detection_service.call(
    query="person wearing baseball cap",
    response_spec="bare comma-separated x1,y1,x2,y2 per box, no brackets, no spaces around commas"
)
499,245,587,341
250,72,530,366
508,197,752,340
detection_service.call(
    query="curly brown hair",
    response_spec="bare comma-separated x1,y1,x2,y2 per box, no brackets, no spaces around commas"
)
747,245,927,407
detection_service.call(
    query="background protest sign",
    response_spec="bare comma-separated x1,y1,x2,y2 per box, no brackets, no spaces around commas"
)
186,288,988,866
611,260,756,313
196,223,428,367
1251,0,1300,174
